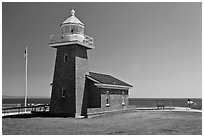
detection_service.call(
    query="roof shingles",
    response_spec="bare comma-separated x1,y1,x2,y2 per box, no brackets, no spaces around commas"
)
88,72,132,87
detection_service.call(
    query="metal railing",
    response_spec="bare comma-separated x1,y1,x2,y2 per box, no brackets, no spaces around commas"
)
83,35,94,46
2,104,50,117
49,34,94,47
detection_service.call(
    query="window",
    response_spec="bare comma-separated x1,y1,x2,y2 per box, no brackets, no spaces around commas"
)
78,26,82,34
71,29,74,33
122,91,125,106
106,98,110,107
106,91,110,107
61,89,65,97
64,54,67,63
65,26,68,33
73,25,78,33
66,26,71,34
77,26,84,34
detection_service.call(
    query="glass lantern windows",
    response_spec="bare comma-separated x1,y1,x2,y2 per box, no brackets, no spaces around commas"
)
62,26,69,34
62,24,84,35
72,25,78,33
66,26,71,33
78,26,84,34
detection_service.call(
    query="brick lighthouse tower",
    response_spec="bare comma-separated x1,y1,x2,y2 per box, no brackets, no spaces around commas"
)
49,10,94,118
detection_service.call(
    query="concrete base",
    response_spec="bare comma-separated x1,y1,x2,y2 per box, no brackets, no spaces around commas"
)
75,114,85,119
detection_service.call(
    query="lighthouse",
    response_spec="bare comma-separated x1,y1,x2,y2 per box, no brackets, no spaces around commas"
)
49,9,133,118
49,10,94,118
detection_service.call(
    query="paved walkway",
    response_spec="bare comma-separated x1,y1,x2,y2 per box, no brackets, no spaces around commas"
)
172,107,202,112
2,107,201,118
136,107,202,113
2,111,31,117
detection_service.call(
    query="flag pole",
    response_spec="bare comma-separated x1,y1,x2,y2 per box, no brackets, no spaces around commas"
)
25,46,28,112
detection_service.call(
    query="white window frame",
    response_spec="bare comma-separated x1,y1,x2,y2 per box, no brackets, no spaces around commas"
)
106,91,110,107
64,54,68,63
122,91,125,106
61,89,65,97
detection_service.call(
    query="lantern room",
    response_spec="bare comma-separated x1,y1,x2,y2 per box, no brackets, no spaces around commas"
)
49,9,94,48
60,10,85,43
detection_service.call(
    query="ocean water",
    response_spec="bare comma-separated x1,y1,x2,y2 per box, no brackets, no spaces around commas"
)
2,98,50,107
2,97,202,110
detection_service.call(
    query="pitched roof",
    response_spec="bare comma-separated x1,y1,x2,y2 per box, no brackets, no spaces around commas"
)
61,10,84,26
88,72,133,87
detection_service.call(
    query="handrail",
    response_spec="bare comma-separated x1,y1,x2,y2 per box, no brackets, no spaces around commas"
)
50,34,94,47
2,104,50,117
2,104,50,110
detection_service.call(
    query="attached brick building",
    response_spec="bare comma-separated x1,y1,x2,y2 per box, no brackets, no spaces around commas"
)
49,10,132,118
86,72,132,113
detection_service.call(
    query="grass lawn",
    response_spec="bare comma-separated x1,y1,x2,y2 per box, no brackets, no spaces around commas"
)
2,111,202,135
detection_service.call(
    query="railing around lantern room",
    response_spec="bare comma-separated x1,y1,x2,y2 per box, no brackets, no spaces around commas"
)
49,34,94,47
83,35,94,46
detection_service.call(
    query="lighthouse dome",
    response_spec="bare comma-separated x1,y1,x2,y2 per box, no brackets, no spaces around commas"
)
61,9,84,26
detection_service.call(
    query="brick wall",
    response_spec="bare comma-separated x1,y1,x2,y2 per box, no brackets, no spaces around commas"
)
50,44,89,117
75,45,89,117
49,43,129,117
50,45,76,116
100,88,129,111
86,79,101,108
87,88,129,114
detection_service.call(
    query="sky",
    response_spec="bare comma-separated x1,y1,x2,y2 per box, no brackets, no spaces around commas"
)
2,2,202,98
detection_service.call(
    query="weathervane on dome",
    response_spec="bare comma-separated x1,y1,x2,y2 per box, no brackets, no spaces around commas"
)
71,6,75,16
71,9,75,16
